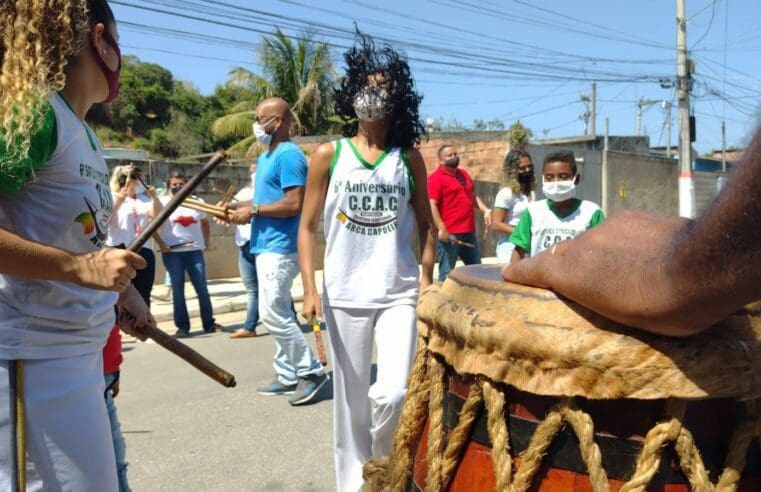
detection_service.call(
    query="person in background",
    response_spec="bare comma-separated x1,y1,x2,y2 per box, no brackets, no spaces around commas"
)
491,149,535,262
229,163,259,339
102,325,130,491
428,144,492,281
226,97,328,405
160,171,223,338
507,149,604,262
107,164,165,304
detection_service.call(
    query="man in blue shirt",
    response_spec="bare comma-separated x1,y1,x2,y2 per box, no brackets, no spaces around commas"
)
229,98,327,405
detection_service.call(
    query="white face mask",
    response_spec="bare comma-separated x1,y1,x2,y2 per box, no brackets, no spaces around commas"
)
542,178,577,202
134,183,145,195
253,122,273,146
353,85,390,121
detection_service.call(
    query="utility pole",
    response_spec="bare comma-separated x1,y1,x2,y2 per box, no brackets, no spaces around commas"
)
579,83,597,136
590,83,597,136
636,98,661,136
721,121,727,173
677,0,695,218
664,101,673,157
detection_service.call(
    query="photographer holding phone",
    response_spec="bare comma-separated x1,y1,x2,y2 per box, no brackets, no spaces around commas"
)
107,164,165,305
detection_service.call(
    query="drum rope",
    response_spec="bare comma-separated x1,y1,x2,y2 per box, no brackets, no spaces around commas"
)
482,380,513,491
439,382,482,491
363,333,761,492
425,356,447,491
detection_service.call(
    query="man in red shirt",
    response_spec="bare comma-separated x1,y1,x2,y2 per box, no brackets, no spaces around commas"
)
428,144,492,281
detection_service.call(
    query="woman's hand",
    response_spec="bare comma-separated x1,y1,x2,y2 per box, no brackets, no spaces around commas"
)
116,285,153,341
301,289,322,322
70,248,146,291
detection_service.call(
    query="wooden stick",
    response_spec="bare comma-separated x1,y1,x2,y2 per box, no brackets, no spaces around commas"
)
311,316,328,366
182,200,232,220
126,152,237,388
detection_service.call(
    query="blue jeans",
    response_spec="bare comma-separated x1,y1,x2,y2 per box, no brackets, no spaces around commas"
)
162,250,216,332
104,372,130,492
256,253,324,386
238,242,259,332
436,232,482,281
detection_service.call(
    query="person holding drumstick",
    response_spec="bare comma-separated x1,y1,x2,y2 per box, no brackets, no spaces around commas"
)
0,1,151,489
298,34,436,491
503,124,761,338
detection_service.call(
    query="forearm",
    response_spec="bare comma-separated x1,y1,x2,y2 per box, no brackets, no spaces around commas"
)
475,196,490,214
419,228,435,284
429,203,446,233
0,227,79,282
257,190,304,218
665,127,761,322
201,220,210,246
491,221,514,235
297,227,320,297
110,194,126,225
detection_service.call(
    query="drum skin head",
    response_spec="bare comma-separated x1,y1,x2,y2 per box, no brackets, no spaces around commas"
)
419,265,761,400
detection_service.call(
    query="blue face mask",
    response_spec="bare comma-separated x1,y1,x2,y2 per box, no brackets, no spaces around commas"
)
134,183,145,195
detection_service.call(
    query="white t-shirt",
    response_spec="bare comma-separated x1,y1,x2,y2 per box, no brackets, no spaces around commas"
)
509,199,605,257
493,187,531,248
234,186,253,247
106,192,154,249
0,94,118,359
159,195,206,251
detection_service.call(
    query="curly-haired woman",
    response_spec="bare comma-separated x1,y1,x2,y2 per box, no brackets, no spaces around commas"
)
0,1,151,488
491,149,536,262
298,34,436,491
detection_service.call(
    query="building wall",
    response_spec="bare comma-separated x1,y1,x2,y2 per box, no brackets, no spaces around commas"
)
602,150,678,216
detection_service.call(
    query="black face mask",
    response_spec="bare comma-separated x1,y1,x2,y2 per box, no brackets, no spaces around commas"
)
170,185,183,194
518,171,534,184
444,156,460,168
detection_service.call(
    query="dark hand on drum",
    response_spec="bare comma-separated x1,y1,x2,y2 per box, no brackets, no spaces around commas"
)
501,211,710,337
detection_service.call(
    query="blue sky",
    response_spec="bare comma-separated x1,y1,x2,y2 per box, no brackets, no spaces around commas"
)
111,0,761,154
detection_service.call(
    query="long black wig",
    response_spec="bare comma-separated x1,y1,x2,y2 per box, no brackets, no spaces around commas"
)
334,33,426,149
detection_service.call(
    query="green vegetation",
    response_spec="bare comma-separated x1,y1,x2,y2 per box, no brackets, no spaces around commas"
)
89,28,337,159
211,28,337,157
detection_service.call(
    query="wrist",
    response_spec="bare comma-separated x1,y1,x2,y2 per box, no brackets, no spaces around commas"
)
251,204,260,217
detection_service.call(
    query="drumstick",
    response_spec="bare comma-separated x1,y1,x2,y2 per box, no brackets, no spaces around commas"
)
311,316,328,366
126,152,237,388
452,238,475,248
182,200,233,220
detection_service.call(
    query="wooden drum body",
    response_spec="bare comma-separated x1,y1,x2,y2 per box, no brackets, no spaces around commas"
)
363,265,761,491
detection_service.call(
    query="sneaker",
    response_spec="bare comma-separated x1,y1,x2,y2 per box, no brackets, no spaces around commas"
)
257,377,297,396
174,330,189,339
288,373,329,406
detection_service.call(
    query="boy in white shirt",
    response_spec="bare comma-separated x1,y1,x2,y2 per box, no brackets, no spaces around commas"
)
508,150,604,262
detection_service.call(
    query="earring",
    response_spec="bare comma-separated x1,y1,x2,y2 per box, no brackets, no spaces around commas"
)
102,49,107,54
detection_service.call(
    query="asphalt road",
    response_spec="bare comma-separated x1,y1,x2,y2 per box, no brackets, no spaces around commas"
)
116,308,337,491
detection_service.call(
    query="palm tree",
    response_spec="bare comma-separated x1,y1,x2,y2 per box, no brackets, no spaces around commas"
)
211,28,336,157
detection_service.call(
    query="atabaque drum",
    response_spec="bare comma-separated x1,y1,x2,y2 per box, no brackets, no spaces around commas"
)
363,265,761,491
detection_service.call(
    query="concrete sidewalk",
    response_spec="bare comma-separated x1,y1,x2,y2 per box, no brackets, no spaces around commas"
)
150,257,500,324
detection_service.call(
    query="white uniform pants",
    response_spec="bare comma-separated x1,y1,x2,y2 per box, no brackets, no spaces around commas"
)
0,352,117,491
324,304,417,492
